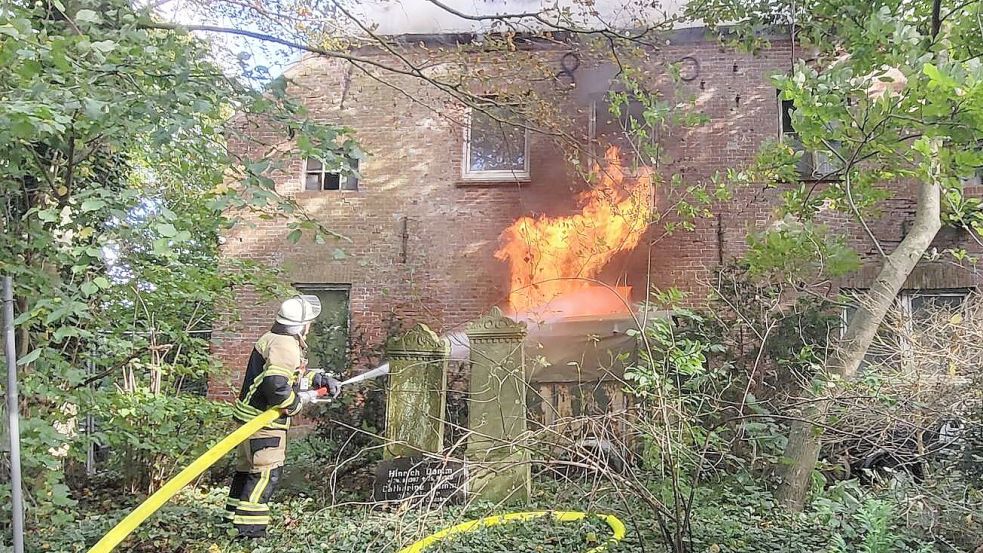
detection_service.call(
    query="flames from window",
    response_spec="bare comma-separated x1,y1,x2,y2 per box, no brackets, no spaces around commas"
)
495,146,653,319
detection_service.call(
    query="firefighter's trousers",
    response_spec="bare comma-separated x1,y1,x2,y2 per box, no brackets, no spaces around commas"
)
225,428,287,537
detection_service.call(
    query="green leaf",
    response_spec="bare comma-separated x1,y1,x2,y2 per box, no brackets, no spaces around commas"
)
90,40,116,53
93,276,111,289
75,9,100,23
286,229,303,243
81,198,106,212
157,223,178,238
0,24,22,38
922,63,959,89
81,281,98,296
16,348,41,366
53,326,79,342
83,98,107,119
152,238,171,255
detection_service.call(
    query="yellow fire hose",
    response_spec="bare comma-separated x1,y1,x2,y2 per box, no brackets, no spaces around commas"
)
398,510,627,553
88,409,625,553
88,409,280,553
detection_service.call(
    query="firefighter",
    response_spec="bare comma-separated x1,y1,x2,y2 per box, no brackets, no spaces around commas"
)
225,295,341,538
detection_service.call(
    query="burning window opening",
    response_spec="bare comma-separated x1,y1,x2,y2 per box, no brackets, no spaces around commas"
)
496,146,653,321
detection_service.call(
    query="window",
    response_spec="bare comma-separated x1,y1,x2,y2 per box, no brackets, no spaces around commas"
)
304,157,359,191
780,95,840,181
960,166,982,187
842,289,971,371
463,104,529,181
295,285,351,372
842,294,906,371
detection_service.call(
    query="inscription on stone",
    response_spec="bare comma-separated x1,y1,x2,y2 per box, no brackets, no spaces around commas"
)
373,457,467,503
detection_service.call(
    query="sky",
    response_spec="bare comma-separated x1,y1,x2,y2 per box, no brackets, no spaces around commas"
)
158,0,693,79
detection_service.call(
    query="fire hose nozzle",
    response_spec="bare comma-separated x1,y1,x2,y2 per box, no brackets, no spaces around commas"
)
301,368,342,401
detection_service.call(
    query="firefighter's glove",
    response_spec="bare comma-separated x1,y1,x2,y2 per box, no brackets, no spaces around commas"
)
298,387,329,406
312,373,342,399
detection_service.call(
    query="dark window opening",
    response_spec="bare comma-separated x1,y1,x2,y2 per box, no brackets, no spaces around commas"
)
591,92,659,162
780,98,796,138
295,285,351,372
304,157,359,191
779,93,840,181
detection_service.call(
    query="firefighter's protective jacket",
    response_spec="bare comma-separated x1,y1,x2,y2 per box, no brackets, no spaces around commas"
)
232,330,304,429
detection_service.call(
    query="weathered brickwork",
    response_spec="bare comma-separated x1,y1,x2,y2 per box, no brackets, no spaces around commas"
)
210,32,982,399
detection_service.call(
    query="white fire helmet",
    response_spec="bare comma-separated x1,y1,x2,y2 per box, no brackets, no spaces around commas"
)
276,295,322,326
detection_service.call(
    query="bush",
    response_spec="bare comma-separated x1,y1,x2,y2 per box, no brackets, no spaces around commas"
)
39,469,966,553
423,515,618,553
88,390,234,494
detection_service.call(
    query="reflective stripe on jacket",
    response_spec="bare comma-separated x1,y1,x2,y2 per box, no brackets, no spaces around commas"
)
234,331,303,430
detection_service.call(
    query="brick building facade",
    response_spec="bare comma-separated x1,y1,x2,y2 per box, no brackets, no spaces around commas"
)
209,29,982,400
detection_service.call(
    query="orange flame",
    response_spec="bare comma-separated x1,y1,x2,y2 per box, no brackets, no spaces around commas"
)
495,146,653,318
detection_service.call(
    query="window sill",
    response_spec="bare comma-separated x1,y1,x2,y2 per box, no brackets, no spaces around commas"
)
456,179,529,188
774,173,843,185
295,190,362,196
459,171,531,186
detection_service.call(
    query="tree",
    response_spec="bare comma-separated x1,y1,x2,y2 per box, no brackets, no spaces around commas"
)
0,0,357,526
692,0,983,508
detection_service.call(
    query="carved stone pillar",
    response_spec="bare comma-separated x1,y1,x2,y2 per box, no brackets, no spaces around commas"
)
466,307,530,503
384,323,448,459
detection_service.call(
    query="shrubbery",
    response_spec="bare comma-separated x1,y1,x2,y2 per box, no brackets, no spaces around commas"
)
37,473,971,552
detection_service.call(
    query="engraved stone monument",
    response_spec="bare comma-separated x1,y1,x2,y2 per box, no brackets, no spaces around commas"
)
466,307,531,503
384,323,449,459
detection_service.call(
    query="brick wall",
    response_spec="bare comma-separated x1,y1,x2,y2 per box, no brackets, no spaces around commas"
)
209,32,982,399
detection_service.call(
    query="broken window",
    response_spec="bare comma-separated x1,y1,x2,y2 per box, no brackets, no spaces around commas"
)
463,104,529,181
295,285,351,372
779,95,841,181
304,157,359,191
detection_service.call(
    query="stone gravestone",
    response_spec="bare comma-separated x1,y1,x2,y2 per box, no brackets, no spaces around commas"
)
373,457,467,504
466,307,531,503
384,323,449,459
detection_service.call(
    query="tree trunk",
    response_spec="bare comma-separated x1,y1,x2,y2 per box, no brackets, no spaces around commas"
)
776,149,943,510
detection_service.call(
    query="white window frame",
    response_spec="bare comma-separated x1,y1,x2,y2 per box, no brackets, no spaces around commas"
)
841,288,971,371
461,105,531,183
301,157,359,192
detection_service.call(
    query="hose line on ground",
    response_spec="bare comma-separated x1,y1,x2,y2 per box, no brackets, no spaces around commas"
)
88,410,626,553
398,510,627,553
88,409,280,553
